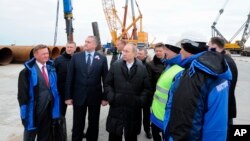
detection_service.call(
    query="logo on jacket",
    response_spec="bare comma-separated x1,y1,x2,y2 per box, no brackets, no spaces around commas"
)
216,81,228,92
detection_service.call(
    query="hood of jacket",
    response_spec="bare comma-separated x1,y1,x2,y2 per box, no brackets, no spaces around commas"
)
24,57,54,71
189,51,232,81
178,52,205,69
165,54,182,66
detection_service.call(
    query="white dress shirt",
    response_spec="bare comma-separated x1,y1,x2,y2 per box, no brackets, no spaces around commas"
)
126,61,134,71
85,51,95,65
36,61,49,78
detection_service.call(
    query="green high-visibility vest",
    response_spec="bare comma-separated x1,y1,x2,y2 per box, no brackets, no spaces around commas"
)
151,64,184,121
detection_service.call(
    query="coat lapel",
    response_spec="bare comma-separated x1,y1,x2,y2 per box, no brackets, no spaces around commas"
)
89,52,98,74
80,52,87,75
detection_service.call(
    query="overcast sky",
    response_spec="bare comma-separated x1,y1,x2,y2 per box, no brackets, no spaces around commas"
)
1,0,250,46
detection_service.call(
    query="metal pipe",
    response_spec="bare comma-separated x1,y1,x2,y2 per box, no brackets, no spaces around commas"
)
0,46,13,65
76,47,81,52
79,46,85,52
9,46,34,63
60,47,66,54
48,46,60,59
55,46,66,54
92,22,102,51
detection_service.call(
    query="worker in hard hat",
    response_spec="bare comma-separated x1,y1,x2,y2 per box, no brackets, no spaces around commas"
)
164,39,232,141
150,41,182,141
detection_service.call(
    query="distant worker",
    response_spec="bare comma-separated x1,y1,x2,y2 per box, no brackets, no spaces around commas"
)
65,36,108,141
150,42,181,141
136,47,153,139
104,43,152,141
110,40,126,65
165,39,232,141
208,37,238,139
18,44,60,141
137,48,152,64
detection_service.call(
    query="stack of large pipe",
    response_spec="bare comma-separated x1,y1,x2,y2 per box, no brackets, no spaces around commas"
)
0,45,78,65
8,45,60,63
56,46,66,54
0,46,13,65
9,46,34,63
48,46,60,59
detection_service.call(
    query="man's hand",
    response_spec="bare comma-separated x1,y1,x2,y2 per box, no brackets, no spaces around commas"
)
65,99,73,105
101,100,108,106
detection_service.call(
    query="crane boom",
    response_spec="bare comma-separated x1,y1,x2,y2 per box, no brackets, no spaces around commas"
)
211,0,229,42
241,12,250,45
102,0,121,44
102,0,148,47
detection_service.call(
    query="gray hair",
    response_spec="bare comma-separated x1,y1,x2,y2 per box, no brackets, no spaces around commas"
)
138,47,148,55
66,41,76,47
87,35,99,47
127,42,138,54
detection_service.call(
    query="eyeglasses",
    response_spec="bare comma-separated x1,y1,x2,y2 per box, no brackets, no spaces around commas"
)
181,39,199,48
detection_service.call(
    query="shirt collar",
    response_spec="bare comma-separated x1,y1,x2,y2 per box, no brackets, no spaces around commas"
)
85,51,95,57
126,60,134,66
36,60,46,69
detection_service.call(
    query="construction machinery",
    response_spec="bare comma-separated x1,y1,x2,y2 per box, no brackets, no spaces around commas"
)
211,0,250,54
62,0,74,42
102,0,148,48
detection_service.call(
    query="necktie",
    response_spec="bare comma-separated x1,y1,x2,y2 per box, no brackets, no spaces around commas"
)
42,65,49,86
118,52,122,59
87,54,91,73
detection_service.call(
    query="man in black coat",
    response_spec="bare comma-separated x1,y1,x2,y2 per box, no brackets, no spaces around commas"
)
208,37,238,140
208,37,238,124
147,43,166,92
54,41,76,116
104,43,152,141
137,47,152,139
65,36,108,141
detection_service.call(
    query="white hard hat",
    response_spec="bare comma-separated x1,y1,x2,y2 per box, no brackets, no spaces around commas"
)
180,31,207,42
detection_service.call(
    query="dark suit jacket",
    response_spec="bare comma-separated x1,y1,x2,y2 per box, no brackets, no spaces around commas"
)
65,51,108,106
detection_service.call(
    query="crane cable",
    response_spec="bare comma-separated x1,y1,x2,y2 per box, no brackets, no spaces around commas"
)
229,21,247,42
135,0,142,15
53,0,60,47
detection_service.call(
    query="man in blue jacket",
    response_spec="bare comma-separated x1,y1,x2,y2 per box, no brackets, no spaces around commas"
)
164,39,232,141
18,44,61,141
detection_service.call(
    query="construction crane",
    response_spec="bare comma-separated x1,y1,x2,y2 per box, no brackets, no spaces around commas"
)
238,12,250,48
211,0,250,53
211,0,229,43
102,0,148,48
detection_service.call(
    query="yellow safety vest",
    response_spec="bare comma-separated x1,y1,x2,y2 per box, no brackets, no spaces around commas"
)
151,64,184,121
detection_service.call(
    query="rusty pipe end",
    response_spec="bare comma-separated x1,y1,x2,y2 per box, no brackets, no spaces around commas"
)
0,47,13,65
60,47,66,54
50,47,60,59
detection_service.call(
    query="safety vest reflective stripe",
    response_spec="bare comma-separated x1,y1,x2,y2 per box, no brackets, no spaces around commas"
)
156,85,169,95
151,64,184,123
154,94,168,104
